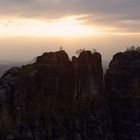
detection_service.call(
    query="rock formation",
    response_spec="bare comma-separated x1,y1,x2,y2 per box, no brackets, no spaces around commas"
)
105,51,140,140
0,50,112,140
2,49,140,140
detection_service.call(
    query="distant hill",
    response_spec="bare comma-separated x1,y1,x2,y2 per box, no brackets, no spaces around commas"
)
0,57,36,77
0,62,21,77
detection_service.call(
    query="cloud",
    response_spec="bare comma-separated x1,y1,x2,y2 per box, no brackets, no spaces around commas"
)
0,0,139,18
0,0,140,32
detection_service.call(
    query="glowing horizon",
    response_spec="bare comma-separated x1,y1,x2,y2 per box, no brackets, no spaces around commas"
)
0,0,139,62
0,16,101,38
0,15,139,39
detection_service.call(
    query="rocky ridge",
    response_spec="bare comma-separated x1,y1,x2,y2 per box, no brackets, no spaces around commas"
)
0,50,113,140
105,51,140,140
1,49,140,140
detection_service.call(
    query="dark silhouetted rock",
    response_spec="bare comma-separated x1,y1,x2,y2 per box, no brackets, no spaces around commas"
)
0,50,113,140
105,51,140,140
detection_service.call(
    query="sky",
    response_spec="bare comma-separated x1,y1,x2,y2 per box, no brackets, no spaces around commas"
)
0,0,140,62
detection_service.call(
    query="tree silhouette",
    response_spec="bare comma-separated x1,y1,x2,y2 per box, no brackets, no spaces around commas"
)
126,45,140,52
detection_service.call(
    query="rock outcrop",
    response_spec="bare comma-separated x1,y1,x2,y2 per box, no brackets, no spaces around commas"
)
0,50,112,140
105,51,140,140
2,49,140,140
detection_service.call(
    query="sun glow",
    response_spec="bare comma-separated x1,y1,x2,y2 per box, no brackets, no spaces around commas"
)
0,16,99,38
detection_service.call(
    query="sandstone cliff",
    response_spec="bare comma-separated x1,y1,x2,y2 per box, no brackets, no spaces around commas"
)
105,51,140,140
0,50,112,140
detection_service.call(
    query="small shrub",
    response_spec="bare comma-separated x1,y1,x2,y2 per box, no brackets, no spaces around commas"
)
59,46,63,51
126,45,140,52
76,49,82,54
92,48,97,53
